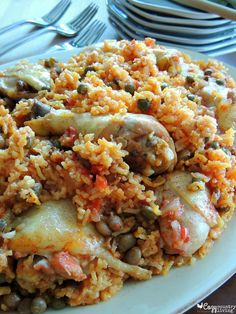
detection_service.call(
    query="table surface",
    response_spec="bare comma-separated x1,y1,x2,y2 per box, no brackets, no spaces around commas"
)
0,0,235,313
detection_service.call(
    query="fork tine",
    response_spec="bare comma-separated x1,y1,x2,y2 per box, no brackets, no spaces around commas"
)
71,5,98,31
72,6,98,31
43,0,71,22
47,0,71,22
68,3,96,26
87,24,106,45
70,5,98,31
70,20,105,47
70,20,99,46
69,21,96,45
73,6,98,27
86,23,106,45
86,21,104,41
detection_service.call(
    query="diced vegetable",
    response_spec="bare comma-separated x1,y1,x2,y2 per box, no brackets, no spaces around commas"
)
125,83,135,95
137,99,150,112
94,175,108,189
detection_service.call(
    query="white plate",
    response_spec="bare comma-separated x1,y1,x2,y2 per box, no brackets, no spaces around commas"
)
209,42,236,57
128,0,218,19
1,47,235,314
108,2,236,52
107,0,236,36
120,0,230,26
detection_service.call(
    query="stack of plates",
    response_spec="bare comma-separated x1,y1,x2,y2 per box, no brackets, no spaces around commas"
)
107,0,236,56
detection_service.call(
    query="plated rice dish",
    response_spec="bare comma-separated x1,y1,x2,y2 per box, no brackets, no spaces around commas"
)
0,38,235,313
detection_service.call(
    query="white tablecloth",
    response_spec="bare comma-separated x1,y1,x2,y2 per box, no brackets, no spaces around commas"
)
0,0,235,67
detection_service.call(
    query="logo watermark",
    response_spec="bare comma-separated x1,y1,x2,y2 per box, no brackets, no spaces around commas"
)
197,302,236,313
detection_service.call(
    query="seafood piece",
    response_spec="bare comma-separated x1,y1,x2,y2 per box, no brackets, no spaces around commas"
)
26,110,177,176
158,171,219,256
8,200,151,281
0,61,50,100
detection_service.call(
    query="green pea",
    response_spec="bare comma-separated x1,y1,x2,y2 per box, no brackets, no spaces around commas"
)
17,298,31,314
108,215,123,232
77,84,88,95
51,298,66,310
186,75,195,84
141,206,157,220
204,69,213,76
95,221,112,237
161,82,168,90
125,84,135,95
3,292,21,309
44,58,57,68
211,142,220,149
137,99,150,113
118,234,136,253
84,66,95,74
30,297,47,314
125,246,142,265
215,79,225,86
187,94,195,101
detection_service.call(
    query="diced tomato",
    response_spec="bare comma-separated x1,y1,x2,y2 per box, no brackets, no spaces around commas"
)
60,126,78,147
88,198,102,222
50,251,86,282
65,126,78,140
144,37,156,47
162,210,177,220
89,198,102,210
95,175,108,189
65,97,77,108
180,226,190,243
91,164,104,174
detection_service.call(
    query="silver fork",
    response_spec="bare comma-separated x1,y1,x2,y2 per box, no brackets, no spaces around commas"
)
48,20,106,51
0,0,71,36
0,3,98,58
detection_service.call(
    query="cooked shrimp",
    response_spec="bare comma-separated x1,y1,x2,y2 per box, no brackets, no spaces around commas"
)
50,251,87,282
26,110,177,176
158,171,219,256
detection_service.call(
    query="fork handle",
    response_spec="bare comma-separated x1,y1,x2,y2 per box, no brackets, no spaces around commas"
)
0,20,26,36
0,27,50,57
